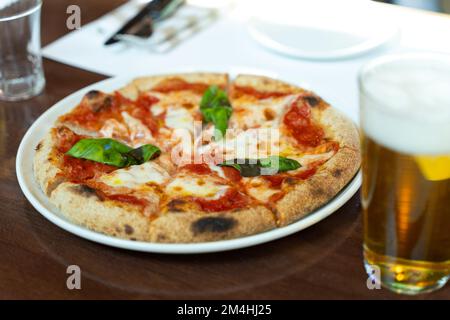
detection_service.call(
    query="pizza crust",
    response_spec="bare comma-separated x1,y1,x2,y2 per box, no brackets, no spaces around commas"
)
276,147,360,226
268,111,360,227
148,206,276,243
33,72,360,243
129,72,228,93
51,182,153,241
34,131,64,196
232,74,306,94
50,182,276,243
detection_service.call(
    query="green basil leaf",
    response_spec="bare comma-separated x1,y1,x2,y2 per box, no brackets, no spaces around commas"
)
200,85,231,111
260,156,301,172
210,106,232,138
126,144,161,163
220,159,261,177
200,85,232,139
219,161,241,172
219,156,301,177
66,138,160,167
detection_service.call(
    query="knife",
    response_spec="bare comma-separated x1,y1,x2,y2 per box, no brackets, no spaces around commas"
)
104,0,184,46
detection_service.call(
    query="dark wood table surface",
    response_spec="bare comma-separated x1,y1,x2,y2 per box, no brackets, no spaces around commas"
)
0,0,448,300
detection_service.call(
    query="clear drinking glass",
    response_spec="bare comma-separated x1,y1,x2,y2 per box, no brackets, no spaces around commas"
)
0,0,45,101
359,53,450,294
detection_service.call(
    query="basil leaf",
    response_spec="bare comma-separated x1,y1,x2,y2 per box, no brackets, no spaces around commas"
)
127,144,161,163
200,85,231,111
220,159,261,177
210,106,232,138
200,85,232,139
66,138,160,167
260,156,301,172
219,156,301,177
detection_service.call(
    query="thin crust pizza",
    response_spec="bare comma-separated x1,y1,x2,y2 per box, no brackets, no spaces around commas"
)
33,73,360,243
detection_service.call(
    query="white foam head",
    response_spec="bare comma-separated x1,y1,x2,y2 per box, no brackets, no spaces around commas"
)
360,53,450,155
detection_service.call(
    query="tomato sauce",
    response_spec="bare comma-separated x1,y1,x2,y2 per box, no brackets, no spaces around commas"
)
231,85,290,100
54,127,83,153
54,127,116,183
269,192,285,203
294,167,317,180
105,193,148,207
222,166,242,183
283,97,324,147
61,155,116,183
193,188,248,212
262,175,285,188
181,163,212,175
59,91,160,135
151,78,210,95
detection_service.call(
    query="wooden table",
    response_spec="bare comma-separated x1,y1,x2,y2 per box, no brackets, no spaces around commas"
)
1,0,448,299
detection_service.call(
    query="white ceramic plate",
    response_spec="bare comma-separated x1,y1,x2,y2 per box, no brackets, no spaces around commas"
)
247,0,399,61
16,74,361,254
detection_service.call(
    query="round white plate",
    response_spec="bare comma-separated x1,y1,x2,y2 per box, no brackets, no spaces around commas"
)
247,0,399,60
16,74,361,254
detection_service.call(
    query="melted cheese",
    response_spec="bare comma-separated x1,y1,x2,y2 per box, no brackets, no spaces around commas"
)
121,111,153,147
209,164,225,178
200,128,281,161
165,175,228,199
99,162,170,189
151,104,165,116
99,119,129,140
165,107,195,132
229,95,295,129
243,177,279,202
99,112,153,147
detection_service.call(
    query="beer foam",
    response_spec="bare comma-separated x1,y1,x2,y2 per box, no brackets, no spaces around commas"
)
360,54,450,155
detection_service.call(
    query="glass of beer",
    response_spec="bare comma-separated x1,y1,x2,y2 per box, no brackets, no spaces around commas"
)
359,53,450,294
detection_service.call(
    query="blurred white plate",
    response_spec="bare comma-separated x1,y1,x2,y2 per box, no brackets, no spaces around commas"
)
247,0,399,60
16,71,361,254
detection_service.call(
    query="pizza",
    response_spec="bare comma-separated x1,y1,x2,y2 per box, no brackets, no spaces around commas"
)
33,73,360,243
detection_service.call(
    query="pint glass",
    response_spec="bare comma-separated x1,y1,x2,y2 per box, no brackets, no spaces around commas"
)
360,53,450,294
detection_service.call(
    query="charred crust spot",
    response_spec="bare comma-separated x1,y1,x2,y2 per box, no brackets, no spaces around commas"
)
85,90,100,99
69,184,99,198
191,217,237,235
35,142,43,151
124,224,134,235
156,234,167,241
332,168,343,178
167,199,186,212
46,176,66,196
311,187,326,198
92,95,113,113
284,177,297,186
304,96,320,107
103,96,113,108
182,103,194,109
84,90,113,112
263,108,276,121
311,185,333,198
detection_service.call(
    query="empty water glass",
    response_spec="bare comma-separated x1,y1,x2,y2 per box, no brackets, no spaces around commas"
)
0,0,45,101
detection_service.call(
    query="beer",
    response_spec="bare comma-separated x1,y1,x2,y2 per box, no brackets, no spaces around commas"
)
359,54,450,294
